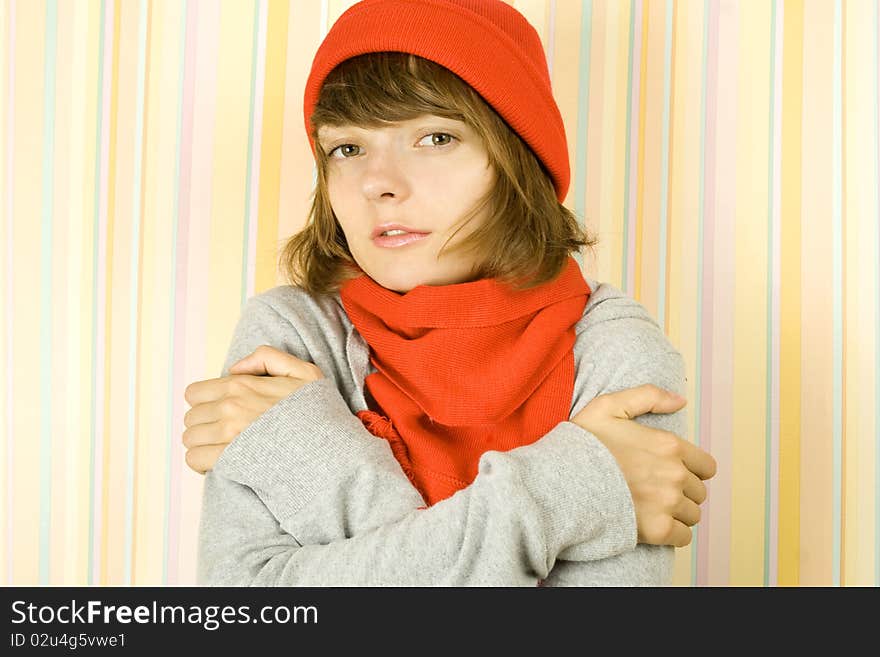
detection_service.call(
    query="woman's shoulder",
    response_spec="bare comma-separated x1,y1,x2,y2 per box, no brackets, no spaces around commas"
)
580,277,660,325
221,285,353,375
241,284,350,333
575,277,679,360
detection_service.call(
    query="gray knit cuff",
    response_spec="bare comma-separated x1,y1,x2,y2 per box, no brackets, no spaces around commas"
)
213,377,385,527
509,421,638,563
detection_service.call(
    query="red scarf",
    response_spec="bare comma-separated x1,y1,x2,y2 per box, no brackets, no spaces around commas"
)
339,257,591,506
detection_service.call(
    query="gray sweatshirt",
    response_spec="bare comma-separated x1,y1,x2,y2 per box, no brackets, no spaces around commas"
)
196,273,686,586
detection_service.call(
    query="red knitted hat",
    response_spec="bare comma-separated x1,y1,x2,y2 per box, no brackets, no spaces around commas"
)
302,0,570,202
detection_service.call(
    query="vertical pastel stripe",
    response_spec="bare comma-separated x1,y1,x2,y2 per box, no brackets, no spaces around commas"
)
547,0,556,80
39,0,58,587
76,0,101,588
622,0,639,295
570,0,591,254
632,0,647,300
91,0,113,585
549,0,580,268
876,0,880,590
831,0,843,587
242,0,265,304
800,0,834,586
178,0,220,584
254,0,290,294
667,0,704,586
611,2,630,285
99,0,116,585
778,0,803,588
708,0,737,586
12,0,47,586
663,0,677,350
551,0,580,209
768,0,783,588
687,0,708,588
655,0,672,331
102,0,121,584
276,0,324,289
123,0,148,587
597,0,629,286
104,0,145,585
129,0,151,585
2,0,14,586
62,0,93,588
730,0,771,586
842,0,877,588
44,0,63,585
696,0,717,586
207,0,255,376
51,0,71,585
321,0,329,36
167,0,193,587
134,0,184,586
636,0,666,318
585,0,605,280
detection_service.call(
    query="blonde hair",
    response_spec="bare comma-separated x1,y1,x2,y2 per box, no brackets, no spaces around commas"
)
281,52,597,296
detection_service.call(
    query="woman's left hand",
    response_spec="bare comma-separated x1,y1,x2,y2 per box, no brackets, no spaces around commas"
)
183,345,324,474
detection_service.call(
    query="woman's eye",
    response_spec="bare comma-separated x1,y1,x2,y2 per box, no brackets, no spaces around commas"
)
328,144,361,158
418,132,456,147
327,132,456,159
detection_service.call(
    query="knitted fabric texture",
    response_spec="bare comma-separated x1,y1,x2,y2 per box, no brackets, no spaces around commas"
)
303,0,571,202
340,257,591,506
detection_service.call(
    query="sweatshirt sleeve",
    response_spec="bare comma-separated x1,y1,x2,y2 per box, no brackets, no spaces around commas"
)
198,416,630,586
542,349,687,586
195,293,637,585
536,291,693,585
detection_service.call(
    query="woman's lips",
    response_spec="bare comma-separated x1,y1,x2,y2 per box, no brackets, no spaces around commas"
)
372,232,431,248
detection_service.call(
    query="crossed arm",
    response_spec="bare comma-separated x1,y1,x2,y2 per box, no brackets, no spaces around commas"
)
188,296,715,586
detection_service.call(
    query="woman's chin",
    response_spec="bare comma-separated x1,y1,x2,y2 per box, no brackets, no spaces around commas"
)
364,270,418,294
360,260,468,293
385,273,449,294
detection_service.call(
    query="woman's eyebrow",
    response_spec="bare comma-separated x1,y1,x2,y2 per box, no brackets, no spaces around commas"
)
318,120,467,146
318,126,369,147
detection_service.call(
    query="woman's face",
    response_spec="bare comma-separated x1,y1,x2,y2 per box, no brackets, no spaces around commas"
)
317,114,495,294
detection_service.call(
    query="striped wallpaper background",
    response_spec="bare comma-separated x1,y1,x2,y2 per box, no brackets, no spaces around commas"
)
1,0,877,587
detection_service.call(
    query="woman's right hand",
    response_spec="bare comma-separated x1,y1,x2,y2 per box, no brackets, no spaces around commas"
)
570,385,717,548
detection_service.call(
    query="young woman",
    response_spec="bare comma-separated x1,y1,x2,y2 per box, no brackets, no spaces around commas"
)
184,0,716,586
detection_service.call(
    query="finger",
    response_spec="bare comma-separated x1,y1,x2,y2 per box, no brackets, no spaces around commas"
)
682,470,708,505
184,378,227,406
185,372,303,410
639,516,693,547
229,345,321,380
604,384,687,421
183,400,222,429
679,441,717,481
577,409,662,445
228,348,277,375
184,392,264,431
240,373,310,401
209,375,311,416
182,420,235,449
673,497,702,528
185,444,227,475
668,520,693,548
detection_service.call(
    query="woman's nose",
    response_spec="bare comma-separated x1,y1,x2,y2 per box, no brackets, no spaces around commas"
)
361,152,410,201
